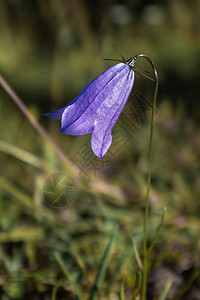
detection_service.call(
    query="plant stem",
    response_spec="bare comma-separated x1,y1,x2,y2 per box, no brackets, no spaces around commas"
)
142,102,155,300
134,55,158,300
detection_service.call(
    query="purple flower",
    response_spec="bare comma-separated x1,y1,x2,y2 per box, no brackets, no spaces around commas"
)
45,58,136,159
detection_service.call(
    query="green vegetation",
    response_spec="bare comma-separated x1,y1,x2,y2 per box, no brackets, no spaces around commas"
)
0,1,200,299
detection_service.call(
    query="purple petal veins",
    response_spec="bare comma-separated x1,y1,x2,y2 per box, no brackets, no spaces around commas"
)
60,63,127,135
91,68,134,158
44,61,135,159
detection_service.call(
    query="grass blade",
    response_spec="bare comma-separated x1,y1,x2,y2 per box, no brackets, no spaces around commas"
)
54,251,83,300
120,280,125,300
148,207,167,255
131,238,143,271
0,73,79,176
158,278,173,300
0,139,53,172
89,226,118,300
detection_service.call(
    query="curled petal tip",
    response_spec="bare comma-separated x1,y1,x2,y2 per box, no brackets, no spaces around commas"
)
43,107,66,120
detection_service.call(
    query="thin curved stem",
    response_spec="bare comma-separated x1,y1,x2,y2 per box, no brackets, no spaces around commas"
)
134,54,159,300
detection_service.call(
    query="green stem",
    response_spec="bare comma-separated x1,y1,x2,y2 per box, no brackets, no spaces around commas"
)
134,55,158,300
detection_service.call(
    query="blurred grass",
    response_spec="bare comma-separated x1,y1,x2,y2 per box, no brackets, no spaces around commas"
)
0,0,200,299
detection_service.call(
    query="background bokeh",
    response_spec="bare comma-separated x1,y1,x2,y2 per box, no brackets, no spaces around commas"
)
0,0,200,299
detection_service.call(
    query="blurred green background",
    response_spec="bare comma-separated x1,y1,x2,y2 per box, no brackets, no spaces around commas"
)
0,0,200,299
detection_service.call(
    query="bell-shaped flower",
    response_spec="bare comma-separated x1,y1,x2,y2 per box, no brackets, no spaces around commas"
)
45,59,135,159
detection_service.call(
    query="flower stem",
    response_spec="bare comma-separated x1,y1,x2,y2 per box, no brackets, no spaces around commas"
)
134,54,158,300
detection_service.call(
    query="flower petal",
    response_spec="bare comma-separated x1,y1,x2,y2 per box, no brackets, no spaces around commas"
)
43,107,67,120
60,63,128,135
91,68,134,159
